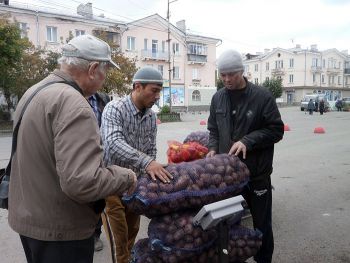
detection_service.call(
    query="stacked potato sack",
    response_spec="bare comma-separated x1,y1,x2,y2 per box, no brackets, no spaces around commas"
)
167,140,208,163
183,130,210,148
123,154,250,218
131,212,262,263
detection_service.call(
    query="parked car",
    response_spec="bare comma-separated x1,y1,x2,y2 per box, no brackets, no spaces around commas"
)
300,94,329,112
342,97,350,106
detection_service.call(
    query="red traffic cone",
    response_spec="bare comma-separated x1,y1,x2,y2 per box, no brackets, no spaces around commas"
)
156,119,162,125
200,120,206,125
284,124,291,131
314,127,325,134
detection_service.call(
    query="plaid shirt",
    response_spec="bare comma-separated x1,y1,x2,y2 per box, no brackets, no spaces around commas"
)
101,95,157,175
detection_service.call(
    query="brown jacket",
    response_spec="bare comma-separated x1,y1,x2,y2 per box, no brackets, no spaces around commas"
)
8,70,134,241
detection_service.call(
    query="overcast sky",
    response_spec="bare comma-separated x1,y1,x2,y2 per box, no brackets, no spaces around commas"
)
15,0,350,56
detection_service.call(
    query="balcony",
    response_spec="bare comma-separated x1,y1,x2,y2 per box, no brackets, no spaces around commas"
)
326,67,342,74
344,68,350,75
311,66,322,73
141,49,168,61
271,68,285,75
187,54,207,64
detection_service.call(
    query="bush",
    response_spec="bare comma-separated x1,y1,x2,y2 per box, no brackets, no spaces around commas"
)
0,108,11,121
160,105,170,114
343,103,350,112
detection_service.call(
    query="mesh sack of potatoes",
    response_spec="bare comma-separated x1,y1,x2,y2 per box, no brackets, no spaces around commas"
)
123,154,250,218
147,211,217,262
130,238,162,263
226,225,263,262
131,237,217,263
183,130,209,148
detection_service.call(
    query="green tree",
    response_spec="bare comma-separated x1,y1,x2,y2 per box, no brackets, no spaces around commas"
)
0,14,31,110
262,77,283,98
13,49,59,99
103,52,137,95
93,30,137,95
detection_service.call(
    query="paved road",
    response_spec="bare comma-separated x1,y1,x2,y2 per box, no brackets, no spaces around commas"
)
1,107,350,263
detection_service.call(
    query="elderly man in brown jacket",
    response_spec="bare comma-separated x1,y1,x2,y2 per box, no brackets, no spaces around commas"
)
8,35,137,263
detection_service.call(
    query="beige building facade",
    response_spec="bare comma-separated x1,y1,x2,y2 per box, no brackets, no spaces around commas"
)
0,2,220,110
243,45,350,105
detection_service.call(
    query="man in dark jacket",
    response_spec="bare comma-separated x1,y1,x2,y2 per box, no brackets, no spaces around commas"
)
88,92,110,251
207,49,284,263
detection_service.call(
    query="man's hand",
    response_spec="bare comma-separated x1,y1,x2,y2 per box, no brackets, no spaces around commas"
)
228,141,247,159
127,171,138,196
206,150,216,158
146,161,173,183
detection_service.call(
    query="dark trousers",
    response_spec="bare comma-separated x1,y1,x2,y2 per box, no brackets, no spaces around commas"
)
20,234,94,263
242,177,273,263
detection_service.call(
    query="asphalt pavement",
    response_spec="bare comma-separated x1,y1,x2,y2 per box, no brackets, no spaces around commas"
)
1,107,350,263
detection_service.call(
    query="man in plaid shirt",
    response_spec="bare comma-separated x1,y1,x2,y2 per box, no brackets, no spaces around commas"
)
100,67,172,263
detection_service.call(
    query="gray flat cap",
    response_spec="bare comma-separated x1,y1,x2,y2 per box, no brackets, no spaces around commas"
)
62,34,119,69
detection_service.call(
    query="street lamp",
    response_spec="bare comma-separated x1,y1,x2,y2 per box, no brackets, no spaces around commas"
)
167,0,178,112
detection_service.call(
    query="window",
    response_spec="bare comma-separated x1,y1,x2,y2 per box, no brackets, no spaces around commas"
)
322,59,325,68
266,62,269,71
244,65,250,73
192,90,201,101
188,43,207,55
127,36,135,50
254,78,259,84
275,60,283,69
152,40,158,54
322,75,325,83
18,22,27,38
254,64,258,72
162,41,166,52
339,62,342,69
75,30,85,37
289,74,294,83
313,74,316,83
172,42,180,55
144,38,148,50
47,26,57,42
158,65,164,76
312,58,318,67
289,58,294,68
173,66,179,79
192,68,199,80
338,76,341,85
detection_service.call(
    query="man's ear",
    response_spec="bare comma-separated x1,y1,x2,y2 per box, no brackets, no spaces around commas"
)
88,62,99,79
134,82,142,91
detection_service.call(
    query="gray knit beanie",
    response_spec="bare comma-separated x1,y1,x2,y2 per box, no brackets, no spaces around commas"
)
217,49,244,74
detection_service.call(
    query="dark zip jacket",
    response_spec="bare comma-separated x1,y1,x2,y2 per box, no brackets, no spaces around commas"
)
208,80,284,180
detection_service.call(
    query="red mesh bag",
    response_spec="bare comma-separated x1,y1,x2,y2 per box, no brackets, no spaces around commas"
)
167,140,208,163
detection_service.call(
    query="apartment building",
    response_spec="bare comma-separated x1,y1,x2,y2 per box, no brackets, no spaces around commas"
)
243,45,350,104
122,14,220,109
0,2,220,110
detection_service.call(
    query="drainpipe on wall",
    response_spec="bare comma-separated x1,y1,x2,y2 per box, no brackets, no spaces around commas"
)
304,49,306,87
35,10,39,47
